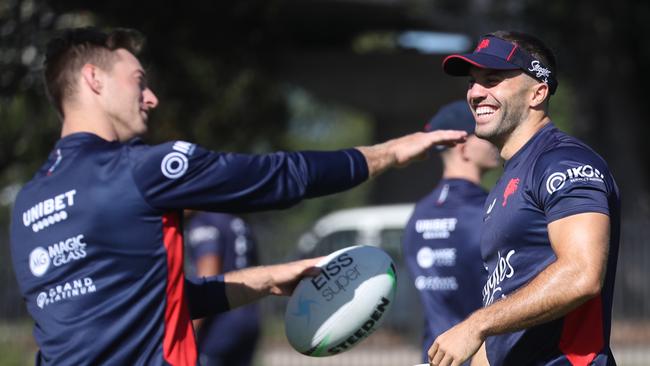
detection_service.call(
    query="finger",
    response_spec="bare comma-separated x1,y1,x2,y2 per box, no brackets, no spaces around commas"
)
301,266,322,277
429,130,468,143
430,348,445,366
428,342,439,362
440,353,454,366
293,257,323,276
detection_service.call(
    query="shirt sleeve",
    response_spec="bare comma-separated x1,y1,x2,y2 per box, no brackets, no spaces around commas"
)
532,146,613,223
127,140,368,212
185,274,229,318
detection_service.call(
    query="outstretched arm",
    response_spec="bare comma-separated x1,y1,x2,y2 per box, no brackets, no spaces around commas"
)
186,257,322,319
224,257,322,308
356,130,467,178
428,212,610,366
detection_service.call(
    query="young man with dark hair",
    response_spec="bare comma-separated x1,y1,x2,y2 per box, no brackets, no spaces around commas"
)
427,31,620,366
402,100,499,366
9,27,467,365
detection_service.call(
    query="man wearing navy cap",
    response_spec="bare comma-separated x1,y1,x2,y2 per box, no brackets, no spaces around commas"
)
402,100,499,365
427,31,620,366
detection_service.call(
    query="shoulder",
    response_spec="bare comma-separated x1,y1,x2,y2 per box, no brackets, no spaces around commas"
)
127,139,196,163
411,189,441,214
533,139,610,184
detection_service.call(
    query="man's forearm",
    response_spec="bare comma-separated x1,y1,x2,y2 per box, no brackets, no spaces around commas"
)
356,130,467,178
470,258,600,339
223,265,276,308
473,213,609,338
224,258,322,309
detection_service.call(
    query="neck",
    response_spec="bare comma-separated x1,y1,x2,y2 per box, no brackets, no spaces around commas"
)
61,107,119,142
500,112,551,161
442,163,482,185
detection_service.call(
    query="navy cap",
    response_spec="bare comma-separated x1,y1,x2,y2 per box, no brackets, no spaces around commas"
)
443,35,558,94
425,100,475,135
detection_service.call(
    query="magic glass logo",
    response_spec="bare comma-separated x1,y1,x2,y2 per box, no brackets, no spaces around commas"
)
546,164,605,194
29,234,87,277
416,247,456,268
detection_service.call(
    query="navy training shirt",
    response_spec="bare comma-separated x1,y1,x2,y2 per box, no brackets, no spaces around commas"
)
185,212,260,359
10,132,368,366
403,178,488,365
480,123,620,366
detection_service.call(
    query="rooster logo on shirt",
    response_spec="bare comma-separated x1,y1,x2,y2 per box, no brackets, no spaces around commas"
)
502,178,520,207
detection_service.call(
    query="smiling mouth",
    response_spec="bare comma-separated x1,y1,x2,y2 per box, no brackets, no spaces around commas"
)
476,105,497,117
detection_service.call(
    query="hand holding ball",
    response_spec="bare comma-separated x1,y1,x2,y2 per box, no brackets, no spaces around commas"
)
284,245,397,356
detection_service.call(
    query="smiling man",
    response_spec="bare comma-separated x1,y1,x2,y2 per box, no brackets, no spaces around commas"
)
9,27,468,366
427,31,620,366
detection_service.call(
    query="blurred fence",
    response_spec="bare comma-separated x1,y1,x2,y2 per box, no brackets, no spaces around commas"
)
1,215,649,366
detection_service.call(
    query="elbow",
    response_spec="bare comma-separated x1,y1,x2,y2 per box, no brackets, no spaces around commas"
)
575,273,603,300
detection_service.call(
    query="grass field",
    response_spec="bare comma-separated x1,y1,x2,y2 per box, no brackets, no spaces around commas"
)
2,318,649,366
0,321,36,366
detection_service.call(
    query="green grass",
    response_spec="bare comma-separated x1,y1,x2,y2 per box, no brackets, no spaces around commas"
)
0,320,36,366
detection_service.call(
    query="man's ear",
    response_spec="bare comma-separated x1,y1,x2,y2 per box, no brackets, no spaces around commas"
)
530,82,549,108
81,64,102,94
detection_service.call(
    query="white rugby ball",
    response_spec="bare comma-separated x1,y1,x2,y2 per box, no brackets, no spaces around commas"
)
284,245,397,357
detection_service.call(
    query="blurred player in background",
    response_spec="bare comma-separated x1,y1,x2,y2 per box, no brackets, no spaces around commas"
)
402,100,499,366
428,31,620,366
9,27,468,365
185,212,260,366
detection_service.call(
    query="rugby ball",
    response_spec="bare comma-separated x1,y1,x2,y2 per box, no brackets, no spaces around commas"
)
284,245,397,357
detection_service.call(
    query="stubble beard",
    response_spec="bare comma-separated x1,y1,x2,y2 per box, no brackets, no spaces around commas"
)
475,96,527,148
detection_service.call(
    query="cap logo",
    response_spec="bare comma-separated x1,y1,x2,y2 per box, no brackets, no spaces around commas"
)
475,39,490,52
528,60,551,83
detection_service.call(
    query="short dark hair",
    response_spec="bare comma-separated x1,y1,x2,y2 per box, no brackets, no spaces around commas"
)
489,30,558,87
44,27,145,117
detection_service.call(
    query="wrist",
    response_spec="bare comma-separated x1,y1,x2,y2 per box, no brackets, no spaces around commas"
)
468,309,491,341
356,142,397,178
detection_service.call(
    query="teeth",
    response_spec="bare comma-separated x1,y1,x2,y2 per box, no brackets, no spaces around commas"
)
476,106,496,116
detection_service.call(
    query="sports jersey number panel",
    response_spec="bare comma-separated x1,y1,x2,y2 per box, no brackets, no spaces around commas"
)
10,133,367,366
480,124,620,366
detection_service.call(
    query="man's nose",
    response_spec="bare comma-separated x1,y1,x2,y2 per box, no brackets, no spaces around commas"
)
467,81,488,103
144,88,158,109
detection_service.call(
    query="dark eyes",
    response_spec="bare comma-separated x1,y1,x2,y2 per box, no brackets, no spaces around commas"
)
468,77,501,88
137,76,147,90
